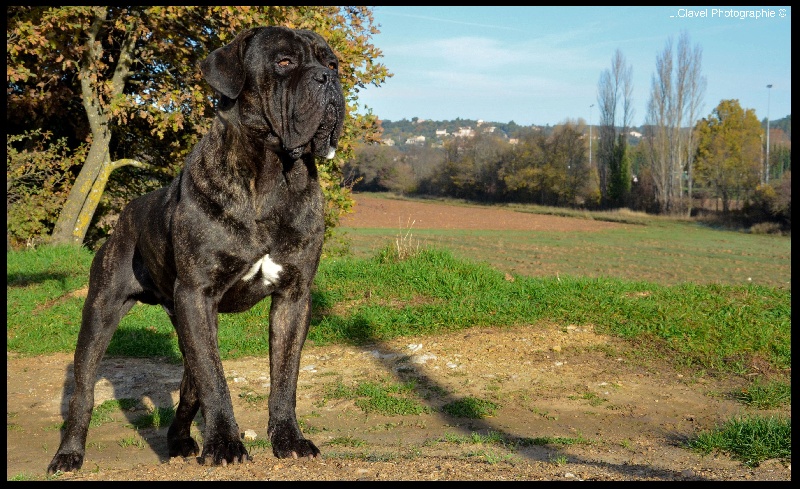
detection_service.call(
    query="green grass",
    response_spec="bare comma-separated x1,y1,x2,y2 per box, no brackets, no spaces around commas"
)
323,378,431,416
688,415,791,467
244,438,272,452
436,429,595,468
131,406,176,429
7,242,791,376
734,380,791,409
328,436,367,448
89,399,138,428
442,431,506,445
438,430,593,452
441,397,500,419
118,434,145,449
310,248,790,374
239,391,269,406
570,391,607,407
465,449,517,465
8,473,34,481
340,195,791,289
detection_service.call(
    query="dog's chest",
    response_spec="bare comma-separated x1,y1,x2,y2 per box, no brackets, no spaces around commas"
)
241,253,283,286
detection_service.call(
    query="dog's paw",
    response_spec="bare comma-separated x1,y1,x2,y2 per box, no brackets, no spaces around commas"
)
200,440,250,466
269,420,321,459
273,438,321,460
47,452,84,475
168,436,200,458
271,434,321,459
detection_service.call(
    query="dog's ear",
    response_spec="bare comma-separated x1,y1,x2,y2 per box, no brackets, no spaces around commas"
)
200,28,258,100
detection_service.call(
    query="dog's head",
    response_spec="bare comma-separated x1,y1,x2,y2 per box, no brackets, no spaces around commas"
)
201,26,345,160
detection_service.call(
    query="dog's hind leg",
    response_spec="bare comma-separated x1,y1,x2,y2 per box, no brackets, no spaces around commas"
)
46,242,139,475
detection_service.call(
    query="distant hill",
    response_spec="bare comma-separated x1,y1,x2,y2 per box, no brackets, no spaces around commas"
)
380,114,791,148
378,117,641,148
378,117,524,145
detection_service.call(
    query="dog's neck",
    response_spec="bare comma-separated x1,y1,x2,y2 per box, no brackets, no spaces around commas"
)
190,118,318,203
280,153,315,193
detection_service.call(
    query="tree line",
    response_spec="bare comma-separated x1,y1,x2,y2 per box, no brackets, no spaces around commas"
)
345,33,790,230
346,104,790,229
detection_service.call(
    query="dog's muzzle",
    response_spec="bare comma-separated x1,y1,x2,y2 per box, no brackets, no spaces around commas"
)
313,102,340,160
283,101,340,160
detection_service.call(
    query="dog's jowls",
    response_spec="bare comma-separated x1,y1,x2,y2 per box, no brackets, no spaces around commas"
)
47,26,345,474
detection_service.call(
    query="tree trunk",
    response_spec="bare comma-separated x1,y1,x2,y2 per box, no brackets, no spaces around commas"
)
49,6,139,246
721,190,730,214
77,158,152,241
50,151,152,245
49,135,112,245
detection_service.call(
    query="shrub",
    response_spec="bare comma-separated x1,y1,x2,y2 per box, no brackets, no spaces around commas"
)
749,222,783,235
6,130,86,248
745,173,791,230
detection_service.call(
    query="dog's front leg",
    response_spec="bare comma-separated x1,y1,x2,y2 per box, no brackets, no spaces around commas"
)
173,280,249,465
267,289,320,459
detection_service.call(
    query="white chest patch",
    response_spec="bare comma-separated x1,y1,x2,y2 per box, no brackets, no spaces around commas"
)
242,254,283,286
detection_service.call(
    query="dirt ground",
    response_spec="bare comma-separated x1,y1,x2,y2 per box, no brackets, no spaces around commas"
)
339,193,622,232
6,194,791,481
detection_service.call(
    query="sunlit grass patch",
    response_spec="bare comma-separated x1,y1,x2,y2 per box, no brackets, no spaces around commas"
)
688,415,791,467
131,405,175,429
89,399,138,428
734,380,791,409
323,378,431,416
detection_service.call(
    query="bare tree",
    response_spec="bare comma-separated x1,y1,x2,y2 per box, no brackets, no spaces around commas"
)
679,36,706,216
644,32,705,214
596,49,633,207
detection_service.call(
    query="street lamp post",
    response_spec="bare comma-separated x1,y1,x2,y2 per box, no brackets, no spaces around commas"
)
765,84,772,184
589,104,594,168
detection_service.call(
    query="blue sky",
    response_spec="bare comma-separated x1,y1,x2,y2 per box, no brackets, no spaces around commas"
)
355,6,791,127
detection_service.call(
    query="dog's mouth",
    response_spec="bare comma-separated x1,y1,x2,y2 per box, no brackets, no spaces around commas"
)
311,102,341,159
280,101,341,160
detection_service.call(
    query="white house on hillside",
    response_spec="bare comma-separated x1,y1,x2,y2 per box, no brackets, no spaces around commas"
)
453,127,475,138
405,135,426,145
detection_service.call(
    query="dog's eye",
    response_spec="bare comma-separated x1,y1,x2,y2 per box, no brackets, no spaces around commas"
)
278,59,291,67
327,62,337,71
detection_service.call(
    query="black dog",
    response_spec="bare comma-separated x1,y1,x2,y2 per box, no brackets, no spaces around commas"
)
47,26,345,474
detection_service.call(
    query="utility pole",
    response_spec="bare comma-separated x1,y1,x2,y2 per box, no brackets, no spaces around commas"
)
589,104,594,169
765,84,772,184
